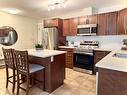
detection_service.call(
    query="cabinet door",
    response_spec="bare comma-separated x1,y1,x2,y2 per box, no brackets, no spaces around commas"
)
97,14,107,35
78,15,97,25
69,18,78,36
44,19,52,27
0,29,2,37
118,8,127,35
44,19,58,27
63,19,70,36
51,19,58,27
89,15,98,24
107,12,118,35
93,50,111,74
78,16,88,25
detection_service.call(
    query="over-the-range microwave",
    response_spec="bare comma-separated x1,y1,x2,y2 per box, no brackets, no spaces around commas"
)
77,24,98,36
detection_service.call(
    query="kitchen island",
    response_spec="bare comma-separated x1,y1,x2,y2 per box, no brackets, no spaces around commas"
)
96,50,127,95
27,49,66,93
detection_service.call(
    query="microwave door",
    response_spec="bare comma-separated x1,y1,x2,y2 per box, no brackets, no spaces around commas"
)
77,28,91,35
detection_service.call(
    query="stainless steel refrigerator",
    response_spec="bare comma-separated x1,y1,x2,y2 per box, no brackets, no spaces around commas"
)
42,28,58,50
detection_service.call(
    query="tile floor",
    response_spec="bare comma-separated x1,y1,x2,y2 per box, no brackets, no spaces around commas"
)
0,68,96,95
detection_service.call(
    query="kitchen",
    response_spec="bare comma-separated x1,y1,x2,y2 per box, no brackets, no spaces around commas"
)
0,0,127,95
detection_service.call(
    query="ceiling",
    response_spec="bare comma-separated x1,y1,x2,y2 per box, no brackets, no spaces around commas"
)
0,0,126,19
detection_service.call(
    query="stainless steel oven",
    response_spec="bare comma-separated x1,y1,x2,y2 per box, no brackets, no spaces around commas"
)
73,53,94,74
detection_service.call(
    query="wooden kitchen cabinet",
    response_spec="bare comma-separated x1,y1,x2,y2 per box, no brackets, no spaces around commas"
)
97,13,107,35
78,15,98,25
44,18,59,27
93,50,111,74
78,16,88,25
63,18,78,36
0,29,9,37
59,48,73,69
69,18,78,36
63,19,70,36
98,68,127,95
107,12,118,35
97,12,118,35
118,8,127,35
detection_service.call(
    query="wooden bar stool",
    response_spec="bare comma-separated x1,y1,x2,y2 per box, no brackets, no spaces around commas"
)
2,48,16,93
14,50,45,95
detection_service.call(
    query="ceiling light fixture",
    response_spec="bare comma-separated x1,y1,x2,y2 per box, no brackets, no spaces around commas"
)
48,0,67,11
1,8,21,14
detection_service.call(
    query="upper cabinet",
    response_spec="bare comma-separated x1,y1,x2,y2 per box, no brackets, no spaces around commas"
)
63,18,78,36
63,19,70,36
97,13,107,35
69,18,78,36
44,18,59,27
97,12,118,35
78,15,97,25
106,12,118,35
0,29,9,37
118,8,127,35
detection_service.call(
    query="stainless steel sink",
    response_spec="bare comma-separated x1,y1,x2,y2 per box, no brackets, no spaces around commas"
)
113,53,127,58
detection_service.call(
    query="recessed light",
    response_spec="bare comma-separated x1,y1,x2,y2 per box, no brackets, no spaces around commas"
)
1,8,21,14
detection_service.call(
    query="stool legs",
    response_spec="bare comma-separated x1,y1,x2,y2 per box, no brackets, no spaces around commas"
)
12,70,16,93
17,72,19,95
6,65,16,93
26,76,30,95
5,66,9,89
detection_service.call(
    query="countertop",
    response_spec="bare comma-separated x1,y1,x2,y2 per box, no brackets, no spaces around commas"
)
96,50,127,72
58,46,75,49
93,48,117,51
59,46,117,51
27,49,66,58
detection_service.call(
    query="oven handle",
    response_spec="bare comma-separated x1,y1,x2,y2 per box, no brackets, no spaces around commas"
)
74,52,93,56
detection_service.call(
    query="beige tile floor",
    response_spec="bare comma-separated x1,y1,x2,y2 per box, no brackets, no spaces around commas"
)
0,68,96,95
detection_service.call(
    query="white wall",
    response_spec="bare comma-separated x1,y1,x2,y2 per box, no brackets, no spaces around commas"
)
0,11,38,56
67,35,127,50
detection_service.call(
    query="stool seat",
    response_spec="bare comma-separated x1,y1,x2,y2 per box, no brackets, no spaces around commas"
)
29,64,44,74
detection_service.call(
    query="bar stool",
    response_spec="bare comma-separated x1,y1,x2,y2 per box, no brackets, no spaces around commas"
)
2,48,16,93
14,50,45,95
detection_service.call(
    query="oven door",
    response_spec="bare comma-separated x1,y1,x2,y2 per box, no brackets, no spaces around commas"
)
74,53,93,70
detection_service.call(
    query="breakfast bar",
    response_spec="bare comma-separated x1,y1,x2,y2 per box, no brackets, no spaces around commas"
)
27,49,66,93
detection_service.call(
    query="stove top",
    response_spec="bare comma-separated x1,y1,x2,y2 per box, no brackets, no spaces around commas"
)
74,41,99,54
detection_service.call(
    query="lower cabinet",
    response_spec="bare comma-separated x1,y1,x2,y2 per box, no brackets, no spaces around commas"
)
59,48,73,69
98,68,127,95
93,50,111,74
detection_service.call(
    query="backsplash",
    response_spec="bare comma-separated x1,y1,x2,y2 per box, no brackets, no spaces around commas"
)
66,35,127,50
